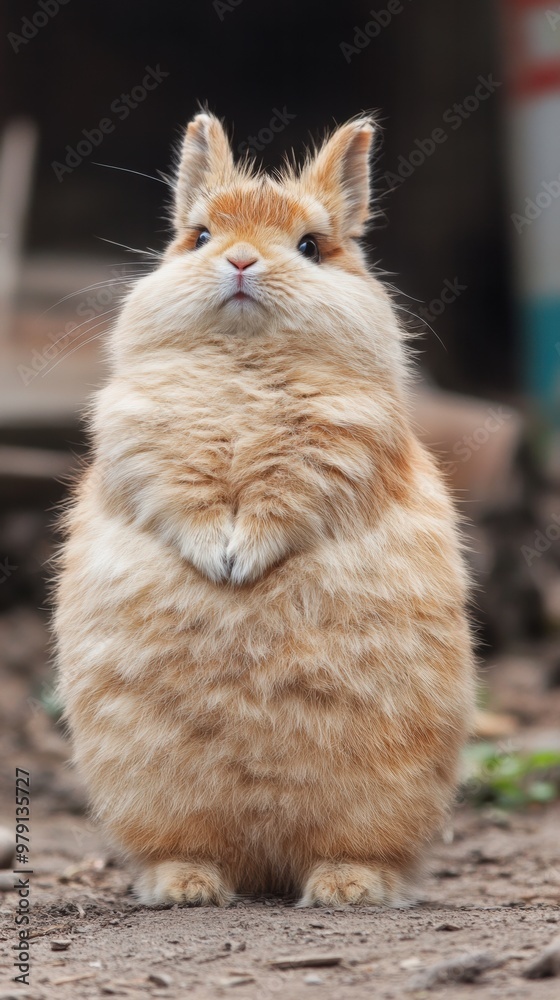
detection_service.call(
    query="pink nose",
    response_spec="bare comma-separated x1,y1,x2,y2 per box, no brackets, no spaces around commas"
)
227,257,257,271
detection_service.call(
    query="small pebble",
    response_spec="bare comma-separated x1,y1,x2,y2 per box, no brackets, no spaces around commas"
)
148,972,172,987
400,957,421,970
51,939,72,951
304,973,324,985
222,940,246,952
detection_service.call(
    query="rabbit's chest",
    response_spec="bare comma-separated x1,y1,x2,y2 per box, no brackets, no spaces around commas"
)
182,366,312,477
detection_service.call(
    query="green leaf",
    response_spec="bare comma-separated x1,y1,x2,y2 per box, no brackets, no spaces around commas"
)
526,751,560,769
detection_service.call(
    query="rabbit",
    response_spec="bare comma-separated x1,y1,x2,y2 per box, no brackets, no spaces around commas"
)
55,112,475,908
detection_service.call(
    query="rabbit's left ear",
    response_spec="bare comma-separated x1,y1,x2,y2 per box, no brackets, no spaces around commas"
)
302,119,375,237
173,113,234,230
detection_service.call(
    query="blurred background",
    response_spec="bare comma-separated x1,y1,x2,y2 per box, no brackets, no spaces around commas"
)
1,0,560,810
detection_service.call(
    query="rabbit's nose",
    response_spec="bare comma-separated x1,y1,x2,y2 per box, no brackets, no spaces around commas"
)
227,256,258,271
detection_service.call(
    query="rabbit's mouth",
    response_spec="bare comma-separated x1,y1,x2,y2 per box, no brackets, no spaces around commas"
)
226,290,259,306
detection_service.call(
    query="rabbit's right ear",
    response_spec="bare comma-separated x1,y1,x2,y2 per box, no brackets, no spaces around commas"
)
173,113,234,230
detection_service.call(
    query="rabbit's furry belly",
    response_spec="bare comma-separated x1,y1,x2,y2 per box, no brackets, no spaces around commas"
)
56,481,472,886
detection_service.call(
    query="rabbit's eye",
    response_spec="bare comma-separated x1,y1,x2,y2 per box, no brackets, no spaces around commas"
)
195,229,211,249
297,235,320,263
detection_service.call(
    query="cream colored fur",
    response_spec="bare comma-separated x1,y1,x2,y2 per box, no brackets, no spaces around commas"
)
55,113,475,907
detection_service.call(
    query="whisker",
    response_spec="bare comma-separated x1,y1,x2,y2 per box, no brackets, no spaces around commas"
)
393,303,448,353
44,305,122,355
40,316,118,379
392,288,424,304
92,162,171,186
95,236,162,258
379,275,425,305
40,278,142,317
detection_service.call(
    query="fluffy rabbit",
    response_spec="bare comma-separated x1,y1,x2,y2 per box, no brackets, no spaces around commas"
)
55,112,475,907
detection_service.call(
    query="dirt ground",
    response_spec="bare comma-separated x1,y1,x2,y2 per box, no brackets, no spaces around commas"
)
1,798,560,1000
1,612,560,1000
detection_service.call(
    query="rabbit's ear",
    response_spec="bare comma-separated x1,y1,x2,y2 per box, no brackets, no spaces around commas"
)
173,113,234,229
303,119,375,237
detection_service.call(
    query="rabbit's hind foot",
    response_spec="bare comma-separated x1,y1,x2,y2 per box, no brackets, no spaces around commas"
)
298,862,415,908
134,860,234,907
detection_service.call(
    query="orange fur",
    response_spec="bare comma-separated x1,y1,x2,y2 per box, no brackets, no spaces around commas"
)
54,113,475,907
